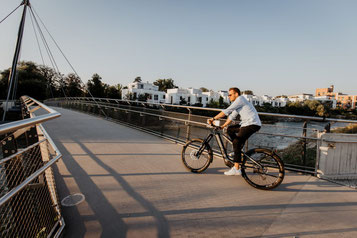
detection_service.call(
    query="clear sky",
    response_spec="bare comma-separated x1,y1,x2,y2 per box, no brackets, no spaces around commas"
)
1,0,356,96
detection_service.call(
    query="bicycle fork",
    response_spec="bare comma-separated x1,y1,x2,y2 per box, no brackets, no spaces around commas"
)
195,134,214,157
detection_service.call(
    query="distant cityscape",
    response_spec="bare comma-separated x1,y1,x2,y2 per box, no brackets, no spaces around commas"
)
122,82,357,110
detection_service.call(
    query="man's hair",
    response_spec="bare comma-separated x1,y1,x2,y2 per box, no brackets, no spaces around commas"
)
229,87,241,95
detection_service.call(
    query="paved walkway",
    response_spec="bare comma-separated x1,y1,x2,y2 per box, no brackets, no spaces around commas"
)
43,108,357,238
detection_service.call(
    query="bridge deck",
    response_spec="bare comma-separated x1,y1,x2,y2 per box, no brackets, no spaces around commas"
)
43,108,357,238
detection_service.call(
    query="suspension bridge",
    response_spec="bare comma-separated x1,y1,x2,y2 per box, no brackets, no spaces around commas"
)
1,1,357,237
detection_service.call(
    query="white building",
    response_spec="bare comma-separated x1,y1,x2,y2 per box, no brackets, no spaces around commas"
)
242,94,263,106
272,97,288,107
202,90,229,105
166,88,208,107
242,94,288,107
288,94,314,102
122,82,166,103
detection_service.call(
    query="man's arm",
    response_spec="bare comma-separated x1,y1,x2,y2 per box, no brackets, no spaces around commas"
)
221,117,232,128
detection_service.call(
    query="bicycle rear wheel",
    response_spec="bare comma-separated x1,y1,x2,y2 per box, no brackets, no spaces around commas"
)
241,148,284,190
182,139,213,173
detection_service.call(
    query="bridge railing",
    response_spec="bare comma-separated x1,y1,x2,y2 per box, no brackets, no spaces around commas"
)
0,96,64,237
45,97,357,177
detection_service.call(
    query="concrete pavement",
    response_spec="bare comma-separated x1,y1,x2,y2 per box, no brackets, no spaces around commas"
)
43,108,357,238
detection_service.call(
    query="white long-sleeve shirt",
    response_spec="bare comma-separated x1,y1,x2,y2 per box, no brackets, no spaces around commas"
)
222,96,262,127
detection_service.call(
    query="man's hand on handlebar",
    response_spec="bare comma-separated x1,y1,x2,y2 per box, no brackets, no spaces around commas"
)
207,118,214,125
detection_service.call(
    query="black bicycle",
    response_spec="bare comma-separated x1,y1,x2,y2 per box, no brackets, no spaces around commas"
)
181,123,285,190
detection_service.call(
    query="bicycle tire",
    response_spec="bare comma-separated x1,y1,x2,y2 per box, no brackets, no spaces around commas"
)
182,139,213,173
241,148,284,190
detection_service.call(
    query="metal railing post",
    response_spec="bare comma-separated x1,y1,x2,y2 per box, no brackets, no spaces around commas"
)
302,121,308,169
186,108,192,141
315,132,323,176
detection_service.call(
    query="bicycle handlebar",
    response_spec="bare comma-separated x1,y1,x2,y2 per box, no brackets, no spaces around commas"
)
206,119,225,132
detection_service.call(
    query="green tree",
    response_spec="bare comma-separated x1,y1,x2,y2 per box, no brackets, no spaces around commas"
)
200,87,209,92
64,73,84,97
219,96,229,108
316,104,328,117
116,83,123,99
0,69,9,99
153,78,177,92
0,61,48,100
276,95,288,98
38,65,62,98
207,99,219,108
105,85,121,99
304,100,321,111
243,90,254,95
133,76,142,83
87,73,105,97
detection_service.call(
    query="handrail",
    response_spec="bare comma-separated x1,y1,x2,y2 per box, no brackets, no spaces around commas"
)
50,97,357,124
56,99,357,144
0,96,61,135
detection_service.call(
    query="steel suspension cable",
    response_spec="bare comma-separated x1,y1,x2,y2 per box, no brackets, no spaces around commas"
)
30,5,108,118
29,8,54,98
28,8,67,98
29,10,44,65
0,3,21,25
31,11,67,98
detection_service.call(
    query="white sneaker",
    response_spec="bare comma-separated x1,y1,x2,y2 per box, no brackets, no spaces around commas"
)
224,167,242,176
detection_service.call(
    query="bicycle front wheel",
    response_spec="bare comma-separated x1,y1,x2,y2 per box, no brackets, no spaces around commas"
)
182,139,213,173
241,148,284,190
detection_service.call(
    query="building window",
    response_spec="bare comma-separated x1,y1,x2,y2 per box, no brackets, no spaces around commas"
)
198,97,202,103
163,95,166,99
154,95,158,100
138,84,143,89
180,96,183,100
188,96,191,103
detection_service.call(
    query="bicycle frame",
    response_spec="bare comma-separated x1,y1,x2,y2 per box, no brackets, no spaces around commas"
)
196,128,263,169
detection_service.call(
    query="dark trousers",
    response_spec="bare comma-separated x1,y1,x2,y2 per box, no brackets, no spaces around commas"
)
227,124,261,163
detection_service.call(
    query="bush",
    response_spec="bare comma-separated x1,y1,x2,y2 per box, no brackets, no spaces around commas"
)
278,139,317,168
331,124,357,134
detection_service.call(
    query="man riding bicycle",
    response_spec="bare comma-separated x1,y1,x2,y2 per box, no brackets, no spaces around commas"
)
208,87,261,176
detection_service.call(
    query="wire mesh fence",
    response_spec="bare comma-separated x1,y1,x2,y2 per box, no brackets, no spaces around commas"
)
0,96,64,237
0,144,60,237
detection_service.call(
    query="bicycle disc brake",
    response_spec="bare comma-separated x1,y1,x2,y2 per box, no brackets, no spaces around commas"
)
190,150,200,161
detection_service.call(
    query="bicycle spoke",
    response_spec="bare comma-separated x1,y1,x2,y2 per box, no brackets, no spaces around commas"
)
242,149,284,190
182,139,212,172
